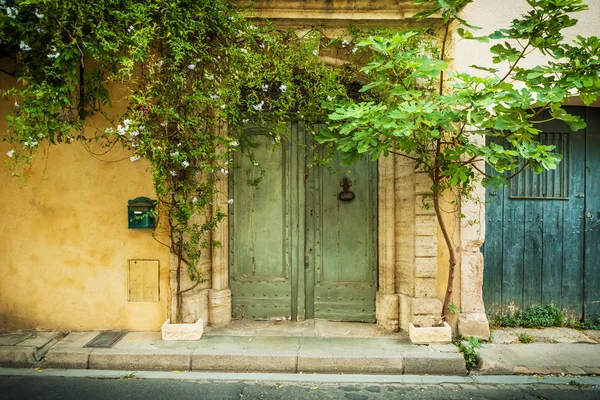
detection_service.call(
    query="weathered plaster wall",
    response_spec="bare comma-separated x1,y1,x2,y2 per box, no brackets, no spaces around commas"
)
453,0,600,74
0,74,170,331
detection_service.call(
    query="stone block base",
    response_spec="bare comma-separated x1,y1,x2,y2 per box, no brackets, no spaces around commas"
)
409,322,452,344
162,318,203,341
376,292,399,332
458,313,490,340
209,288,232,327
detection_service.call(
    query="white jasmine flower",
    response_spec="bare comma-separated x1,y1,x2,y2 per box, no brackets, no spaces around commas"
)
130,155,140,162
252,101,264,111
209,94,219,100
227,198,234,204
37,28,44,33
312,49,319,56
123,119,131,126
30,140,38,147
341,39,350,48
327,96,334,101
261,84,269,92
231,141,239,147
205,73,214,80
195,58,201,62
130,130,139,137
182,160,190,168
192,197,198,204
352,47,358,54
249,25,256,30
259,42,265,49
14,101,19,107
220,168,228,175
188,64,196,70
242,119,249,123
6,7,18,19
177,142,182,147
7,150,15,158
127,25,134,32
364,70,370,75
35,9,44,18
160,121,168,127
220,104,226,109
279,84,287,92
170,170,177,176
19,41,31,51
47,46,60,59
117,125,127,135
170,151,179,157
253,162,259,166
139,126,145,131
240,48,248,54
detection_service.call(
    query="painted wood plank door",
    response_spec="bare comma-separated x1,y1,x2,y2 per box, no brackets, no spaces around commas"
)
229,125,304,320
484,106,600,321
229,123,377,322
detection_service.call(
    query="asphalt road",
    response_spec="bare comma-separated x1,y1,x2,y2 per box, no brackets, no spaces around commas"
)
0,375,599,400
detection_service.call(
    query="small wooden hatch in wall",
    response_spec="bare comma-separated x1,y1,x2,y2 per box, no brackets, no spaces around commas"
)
128,259,160,302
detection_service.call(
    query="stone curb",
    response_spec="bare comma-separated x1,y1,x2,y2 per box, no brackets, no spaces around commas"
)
41,347,468,375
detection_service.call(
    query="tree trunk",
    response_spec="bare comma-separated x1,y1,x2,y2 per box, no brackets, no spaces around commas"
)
433,192,458,321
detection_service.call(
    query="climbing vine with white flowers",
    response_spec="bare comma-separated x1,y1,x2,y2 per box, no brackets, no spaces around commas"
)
0,0,364,322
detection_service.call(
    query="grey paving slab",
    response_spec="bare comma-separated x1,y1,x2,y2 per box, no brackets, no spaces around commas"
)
0,332,33,346
189,335,301,353
583,330,600,343
492,327,596,344
479,343,600,375
51,332,100,348
17,332,63,349
298,336,422,355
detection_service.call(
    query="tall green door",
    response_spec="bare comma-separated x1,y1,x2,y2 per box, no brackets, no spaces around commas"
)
229,124,377,322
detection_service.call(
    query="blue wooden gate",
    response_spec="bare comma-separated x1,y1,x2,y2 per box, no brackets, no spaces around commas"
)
484,106,600,321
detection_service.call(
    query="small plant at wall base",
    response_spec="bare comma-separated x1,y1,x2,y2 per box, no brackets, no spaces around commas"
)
0,1,347,324
317,0,600,322
492,304,564,328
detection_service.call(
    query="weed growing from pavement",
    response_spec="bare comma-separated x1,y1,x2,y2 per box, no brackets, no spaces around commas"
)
517,333,533,344
454,336,482,371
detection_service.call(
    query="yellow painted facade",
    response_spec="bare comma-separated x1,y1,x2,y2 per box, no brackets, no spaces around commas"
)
0,74,170,331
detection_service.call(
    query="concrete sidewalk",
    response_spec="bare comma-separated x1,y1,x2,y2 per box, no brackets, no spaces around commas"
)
1,323,599,376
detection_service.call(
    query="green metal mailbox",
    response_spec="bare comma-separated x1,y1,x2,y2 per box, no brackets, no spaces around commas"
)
128,197,157,229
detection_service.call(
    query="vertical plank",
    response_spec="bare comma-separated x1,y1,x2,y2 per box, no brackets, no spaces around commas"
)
560,109,586,321
483,167,505,317
541,196,564,308
522,199,543,309
585,107,600,320
502,194,525,312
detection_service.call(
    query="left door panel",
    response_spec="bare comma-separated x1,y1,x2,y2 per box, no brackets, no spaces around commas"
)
229,128,299,320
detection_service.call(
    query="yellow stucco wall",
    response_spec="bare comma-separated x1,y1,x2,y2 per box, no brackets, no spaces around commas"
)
0,75,170,331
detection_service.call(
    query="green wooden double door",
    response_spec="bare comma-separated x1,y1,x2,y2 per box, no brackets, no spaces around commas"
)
229,123,377,322
484,107,600,321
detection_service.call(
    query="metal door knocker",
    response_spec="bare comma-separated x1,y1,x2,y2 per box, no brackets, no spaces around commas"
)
338,177,355,202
